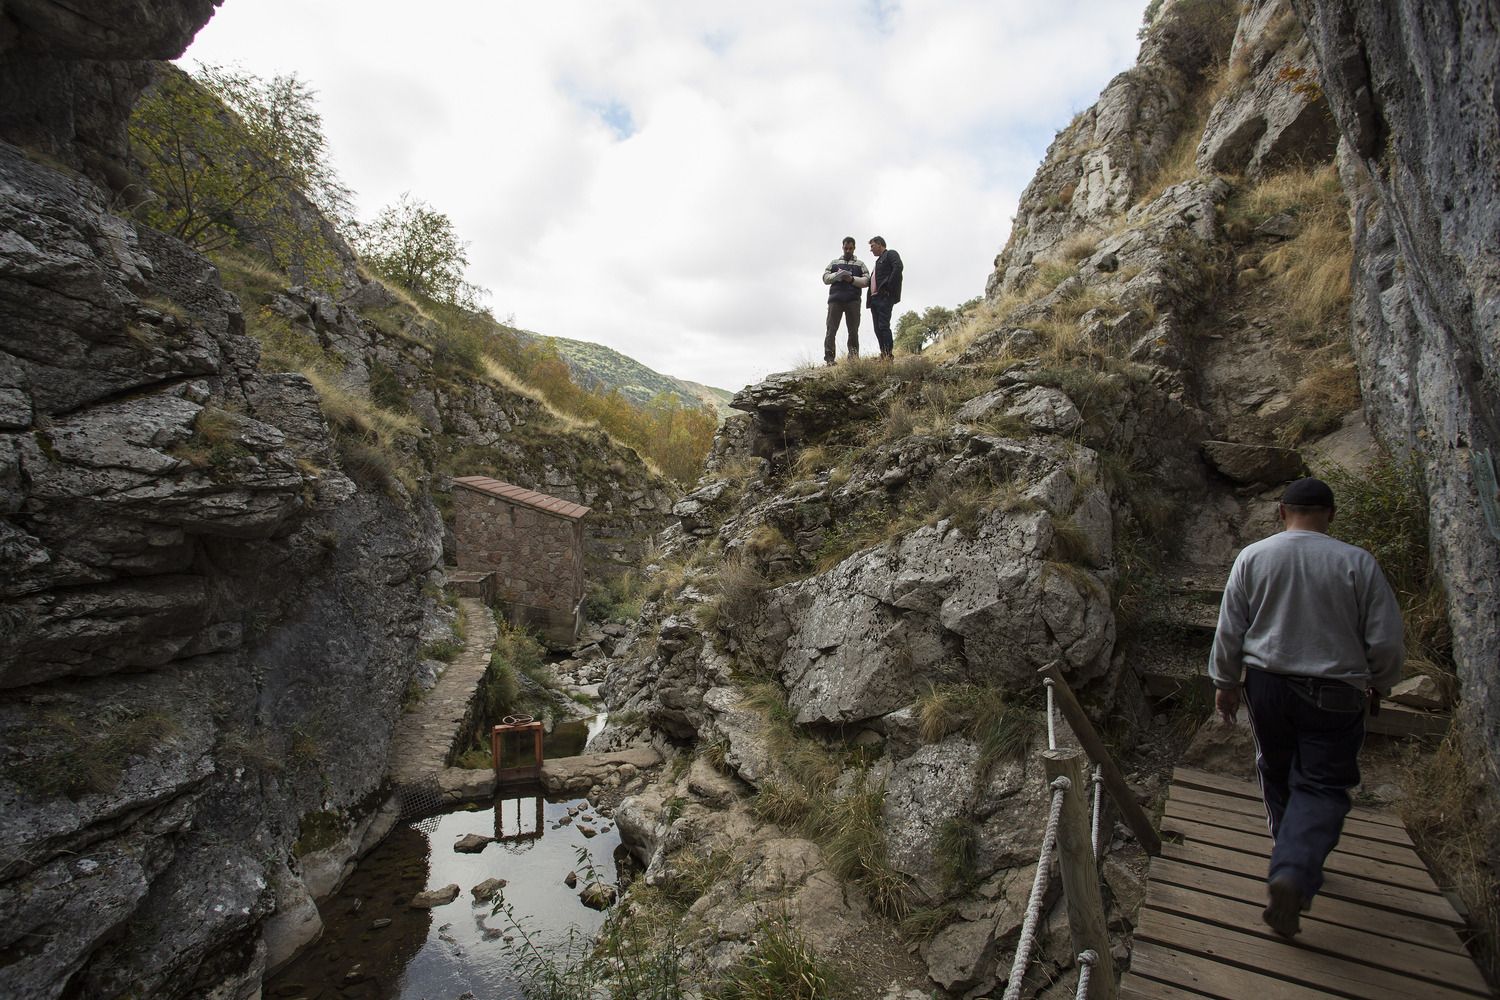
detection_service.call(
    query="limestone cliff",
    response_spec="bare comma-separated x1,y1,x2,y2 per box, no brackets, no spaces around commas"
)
1291,0,1500,790
597,0,1495,995
0,3,675,998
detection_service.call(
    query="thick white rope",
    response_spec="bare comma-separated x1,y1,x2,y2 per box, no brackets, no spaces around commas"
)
1089,766,1105,860
1074,949,1098,1000
1044,677,1057,751
1001,776,1070,1000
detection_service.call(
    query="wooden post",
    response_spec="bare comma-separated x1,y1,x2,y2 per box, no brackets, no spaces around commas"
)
1039,662,1162,856
1044,749,1116,1000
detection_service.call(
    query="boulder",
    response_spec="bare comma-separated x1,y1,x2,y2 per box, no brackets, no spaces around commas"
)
881,739,980,903
453,834,493,854
578,882,617,910
764,501,1114,726
1388,674,1445,711
701,687,777,786
1201,440,1307,486
1196,0,1338,178
410,884,461,909
470,878,507,903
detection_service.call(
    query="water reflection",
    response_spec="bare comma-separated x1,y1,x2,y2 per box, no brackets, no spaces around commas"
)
495,787,544,842
542,712,608,759
266,788,620,1000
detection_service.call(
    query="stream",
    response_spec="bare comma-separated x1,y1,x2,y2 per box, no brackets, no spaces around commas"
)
267,716,619,1000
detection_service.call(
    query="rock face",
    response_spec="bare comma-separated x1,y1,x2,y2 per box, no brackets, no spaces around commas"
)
1291,0,1500,789
0,138,441,999
597,1,1500,993
0,3,674,996
0,1,221,189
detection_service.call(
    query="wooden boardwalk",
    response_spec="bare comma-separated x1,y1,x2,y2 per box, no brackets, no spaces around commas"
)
1119,767,1493,1000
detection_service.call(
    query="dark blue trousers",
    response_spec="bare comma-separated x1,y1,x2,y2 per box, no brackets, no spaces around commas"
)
869,299,895,357
1242,668,1365,901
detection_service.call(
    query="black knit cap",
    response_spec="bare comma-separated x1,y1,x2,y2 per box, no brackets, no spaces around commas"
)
1282,477,1335,507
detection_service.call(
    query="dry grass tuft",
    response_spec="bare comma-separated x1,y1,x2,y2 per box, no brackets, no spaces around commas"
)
1058,232,1101,264
355,264,437,324
1278,359,1360,444
303,369,420,445
1260,200,1351,336
1400,734,1500,984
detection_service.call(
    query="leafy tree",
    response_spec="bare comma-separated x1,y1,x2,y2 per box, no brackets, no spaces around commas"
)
894,298,984,354
129,63,351,277
356,193,484,308
894,305,954,355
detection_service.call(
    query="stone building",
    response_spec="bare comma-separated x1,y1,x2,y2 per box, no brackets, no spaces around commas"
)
452,476,590,645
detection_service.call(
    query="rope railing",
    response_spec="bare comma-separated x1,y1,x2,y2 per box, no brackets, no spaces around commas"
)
997,663,1166,1000
1090,766,1105,859
1075,950,1099,1000
1000,775,1071,1000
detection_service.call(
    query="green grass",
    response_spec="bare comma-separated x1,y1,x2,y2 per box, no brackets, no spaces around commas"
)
1324,457,1453,687
936,814,981,891
706,921,842,1000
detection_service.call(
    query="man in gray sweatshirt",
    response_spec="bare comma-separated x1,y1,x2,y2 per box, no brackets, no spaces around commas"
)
1209,477,1404,938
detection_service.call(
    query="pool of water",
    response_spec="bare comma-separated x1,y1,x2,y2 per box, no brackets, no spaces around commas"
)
543,712,608,759
266,790,622,1000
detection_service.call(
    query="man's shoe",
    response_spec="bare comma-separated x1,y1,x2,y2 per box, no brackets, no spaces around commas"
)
1263,877,1302,938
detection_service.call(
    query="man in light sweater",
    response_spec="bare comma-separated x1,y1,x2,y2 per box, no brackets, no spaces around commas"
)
1209,477,1404,938
822,237,869,365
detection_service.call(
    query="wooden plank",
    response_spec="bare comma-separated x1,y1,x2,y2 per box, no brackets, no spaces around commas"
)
1147,856,1469,955
1135,906,1484,1000
1367,700,1451,738
1163,798,1427,870
1142,881,1492,996
1173,767,1405,828
1129,940,1332,1000
1162,815,1444,895
1119,976,1217,1000
1161,840,1466,926
1167,785,1415,846
1044,749,1114,999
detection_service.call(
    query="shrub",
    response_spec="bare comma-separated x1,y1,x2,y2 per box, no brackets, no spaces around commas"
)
1324,457,1452,684
1399,733,1499,984
707,921,840,1000
937,814,981,890
130,65,347,289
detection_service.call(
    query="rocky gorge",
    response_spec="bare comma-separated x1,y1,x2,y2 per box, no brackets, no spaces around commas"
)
0,2,674,997
1,0,1497,998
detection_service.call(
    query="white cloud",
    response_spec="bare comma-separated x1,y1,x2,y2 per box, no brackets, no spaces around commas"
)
184,0,1145,391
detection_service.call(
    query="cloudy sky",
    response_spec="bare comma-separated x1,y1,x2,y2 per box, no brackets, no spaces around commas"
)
183,2,1146,392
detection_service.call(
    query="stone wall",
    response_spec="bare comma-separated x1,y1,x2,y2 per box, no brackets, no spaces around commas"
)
453,484,585,643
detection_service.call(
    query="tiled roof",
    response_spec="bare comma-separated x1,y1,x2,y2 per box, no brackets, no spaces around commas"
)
451,476,591,520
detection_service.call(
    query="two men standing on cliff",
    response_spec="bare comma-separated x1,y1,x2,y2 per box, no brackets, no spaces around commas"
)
822,236,903,363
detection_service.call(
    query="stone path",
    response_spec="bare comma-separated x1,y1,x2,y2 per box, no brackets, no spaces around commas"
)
387,596,497,787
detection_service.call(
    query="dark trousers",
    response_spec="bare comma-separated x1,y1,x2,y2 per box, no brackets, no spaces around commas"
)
869,299,895,357
825,300,859,362
1243,668,1365,901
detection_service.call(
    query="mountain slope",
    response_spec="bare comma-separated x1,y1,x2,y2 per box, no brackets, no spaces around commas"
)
517,329,735,416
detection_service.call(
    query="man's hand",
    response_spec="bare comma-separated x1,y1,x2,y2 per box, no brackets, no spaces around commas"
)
1215,686,1241,725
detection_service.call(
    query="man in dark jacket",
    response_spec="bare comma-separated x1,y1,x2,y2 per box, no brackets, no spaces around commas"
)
822,236,868,365
857,236,903,359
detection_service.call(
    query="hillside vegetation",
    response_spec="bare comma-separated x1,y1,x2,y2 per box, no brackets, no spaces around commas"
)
520,330,736,416
127,63,718,484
